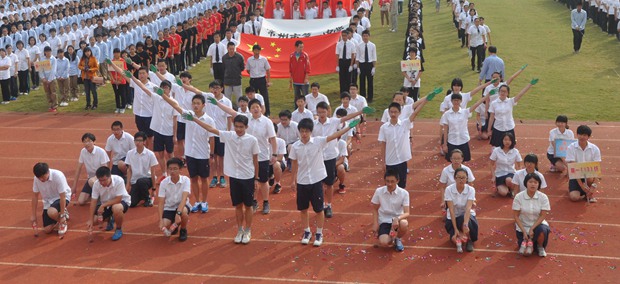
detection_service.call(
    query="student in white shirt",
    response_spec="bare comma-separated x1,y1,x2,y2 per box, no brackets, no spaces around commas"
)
445,168,478,253
15,40,30,96
273,1,286,19
160,86,216,214
189,113,260,245
322,1,332,18
489,132,523,198
271,132,288,194
292,1,303,19
157,158,190,241
566,125,602,203
87,166,131,241
305,82,330,116
356,30,376,102
512,173,551,257
511,154,547,193
305,4,318,19
125,131,159,207
0,48,11,104
466,17,486,72
547,115,574,175
105,121,135,181
290,117,358,247
438,149,475,210
439,87,491,162
379,95,431,189
71,133,110,206
335,1,349,17
277,109,300,170
335,134,349,194
371,169,410,252
292,95,314,123
31,162,71,237
487,79,537,147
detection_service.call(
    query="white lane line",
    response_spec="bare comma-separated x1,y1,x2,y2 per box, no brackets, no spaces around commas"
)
1,226,619,261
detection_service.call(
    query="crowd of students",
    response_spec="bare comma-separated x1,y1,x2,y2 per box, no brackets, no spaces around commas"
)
28,0,604,262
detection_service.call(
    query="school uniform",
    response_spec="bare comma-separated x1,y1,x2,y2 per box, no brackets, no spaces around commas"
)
105,131,135,177
207,41,226,81
292,108,314,123
467,24,486,71
488,97,517,147
0,55,11,103
33,169,72,227
356,40,377,102
440,164,475,187
566,141,602,195
158,175,191,219
92,175,131,219
55,57,70,103
349,95,368,117
38,56,58,109
547,128,574,165
335,39,356,93
335,8,348,18
125,147,158,207
444,184,478,241
240,114,277,183
150,93,177,154
277,121,300,145
370,185,410,236
273,8,285,19
78,146,110,195
380,105,414,128
312,117,341,186
131,80,156,137
440,107,473,162
304,93,330,115
570,7,587,52
289,137,330,212
512,190,551,250
378,119,413,188
305,8,318,19
16,48,30,94
184,110,216,178
247,55,272,115
490,146,522,186
219,130,260,207
512,169,547,193
205,94,233,157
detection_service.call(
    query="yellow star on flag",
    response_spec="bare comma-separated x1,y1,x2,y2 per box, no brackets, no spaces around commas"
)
270,42,276,47
276,47,281,53
274,54,280,58
247,42,258,51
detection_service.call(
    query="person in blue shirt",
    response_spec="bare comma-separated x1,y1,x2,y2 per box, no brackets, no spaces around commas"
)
38,46,58,111
478,46,504,84
570,2,587,53
55,49,70,107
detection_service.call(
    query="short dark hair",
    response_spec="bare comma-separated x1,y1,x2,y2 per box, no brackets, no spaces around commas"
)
245,86,256,93
349,83,358,89
451,78,464,89
451,93,463,101
134,131,148,140
361,30,370,36
160,80,172,89
248,98,262,109
82,132,96,142
501,132,517,149
488,46,497,53
111,121,123,128
209,80,224,88
384,168,400,180
167,157,184,168
310,82,320,89
295,95,306,102
234,114,249,126
238,96,249,103
227,41,236,47
95,166,111,178
192,94,205,104
298,118,314,132
450,149,464,160
576,125,592,136
453,167,469,179
33,162,49,178
340,92,351,100
523,172,542,190
335,108,347,117
295,40,303,47
179,71,192,79
279,109,292,119
523,153,539,170
316,101,329,111
388,102,401,113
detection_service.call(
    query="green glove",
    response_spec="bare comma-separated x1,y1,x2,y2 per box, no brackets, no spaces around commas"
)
150,65,157,72
521,64,528,70
530,78,539,85
489,89,497,95
207,97,218,105
348,119,361,129
105,59,112,65
124,58,133,65
182,113,194,121
123,70,133,78
362,106,375,114
153,87,163,96
426,87,443,101
176,78,183,86
490,78,499,84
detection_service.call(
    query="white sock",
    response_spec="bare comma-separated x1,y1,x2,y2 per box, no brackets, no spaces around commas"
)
304,227,311,233
316,228,323,234
202,202,208,207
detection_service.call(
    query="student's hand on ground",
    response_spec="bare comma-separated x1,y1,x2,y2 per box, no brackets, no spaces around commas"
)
86,220,93,229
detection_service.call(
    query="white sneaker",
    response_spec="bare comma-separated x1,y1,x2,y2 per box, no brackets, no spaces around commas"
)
127,104,133,109
114,108,120,114
538,247,547,257
59,102,69,107
242,231,251,244
301,231,312,245
58,222,68,237
119,109,125,114
64,209,70,220
234,230,244,244
313,233,323,247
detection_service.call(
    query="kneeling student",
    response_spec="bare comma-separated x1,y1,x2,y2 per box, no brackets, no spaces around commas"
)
31,162,71,238
87,166,131,241
158,158,190,241
371,169,410,252
125,131,159,207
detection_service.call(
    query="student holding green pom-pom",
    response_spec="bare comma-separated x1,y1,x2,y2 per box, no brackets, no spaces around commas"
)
487,79,538,148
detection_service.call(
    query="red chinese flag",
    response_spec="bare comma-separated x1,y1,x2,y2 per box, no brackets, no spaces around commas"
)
238,33,340,78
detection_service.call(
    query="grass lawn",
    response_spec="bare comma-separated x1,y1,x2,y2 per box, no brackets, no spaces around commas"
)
2,0,619,121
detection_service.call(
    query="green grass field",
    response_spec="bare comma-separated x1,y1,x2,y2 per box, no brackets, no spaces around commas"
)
2,0,619,121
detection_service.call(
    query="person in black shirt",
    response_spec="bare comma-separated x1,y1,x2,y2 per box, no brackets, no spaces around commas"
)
188,20,199,65
176,23,189,73
155,31,170,63
144,37,158,68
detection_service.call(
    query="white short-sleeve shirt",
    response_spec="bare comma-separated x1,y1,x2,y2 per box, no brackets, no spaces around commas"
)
370,186,410,224
33,169,72,209
444,184,476,220
566,141,602,164
378,119,413,166
79,146,110,178
246,115,277,162
125,147,158,184
381,104,414,129
488,97,516,131
547,128,575,155
158,175,191,211
440,107,471,145
312,117,341,161
205,95,233,134
440,92,472,113
349,95,368,113
183,111,215,159
105,132,135,165
467,24,486,47
439,164,475,186
289,137,328,185
149,94,176,136
91,175,132,205
277,121,300,145
275,137,287,161
490,147,522,177
130,80,155,117
292,108,314,123
511,169,547,193
219,131,260,179
337,139,348,158
512,190,550,233
305,93,330,115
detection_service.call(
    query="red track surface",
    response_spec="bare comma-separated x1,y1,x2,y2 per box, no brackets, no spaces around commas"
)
0,113,618,283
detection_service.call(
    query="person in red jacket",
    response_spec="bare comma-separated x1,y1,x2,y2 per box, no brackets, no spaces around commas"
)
289,40,311,108
166,29,179,75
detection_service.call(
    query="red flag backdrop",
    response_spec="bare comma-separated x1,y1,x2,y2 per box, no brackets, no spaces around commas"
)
264,0,354,19
238,33,341,78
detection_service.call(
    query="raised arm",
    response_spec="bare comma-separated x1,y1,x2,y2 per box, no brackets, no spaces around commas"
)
505,64,527,86
185,113,220,136
338,106,374,123
409,87,444,123
207,97,238,117
326,119,360,142
513,78,537,103
161,90,184,114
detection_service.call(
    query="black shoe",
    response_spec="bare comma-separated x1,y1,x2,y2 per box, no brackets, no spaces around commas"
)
179,228,188,241
91,105,97,110
324,206,333,218
273,184,282,194
144,198,153,207
85,105,91,110
171,227,179,235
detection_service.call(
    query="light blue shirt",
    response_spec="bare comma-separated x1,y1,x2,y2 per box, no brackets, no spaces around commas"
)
96,41,108,62
571,9,587,30
55,57,69,79
38,56,57,81
479,54,505,81
67,55,80,76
